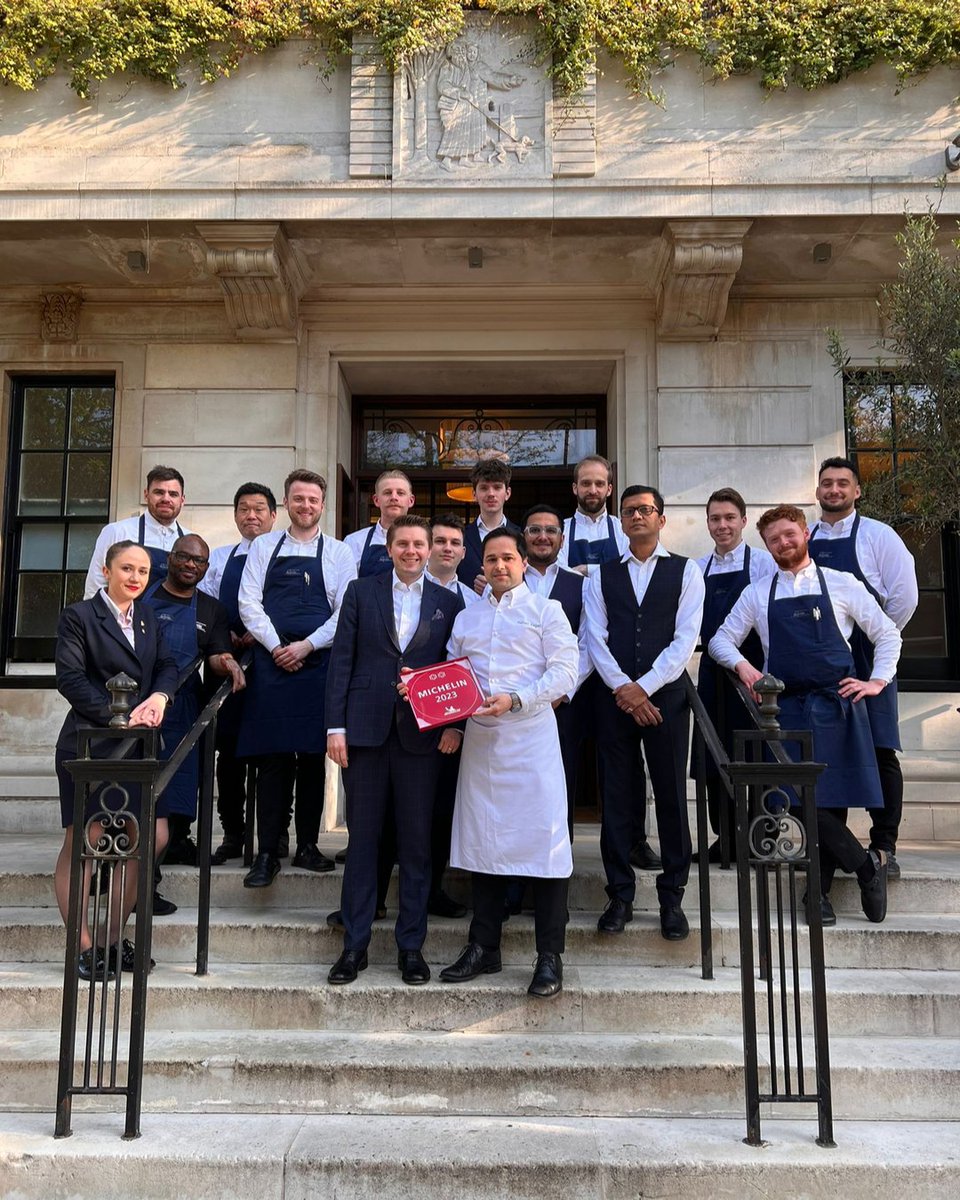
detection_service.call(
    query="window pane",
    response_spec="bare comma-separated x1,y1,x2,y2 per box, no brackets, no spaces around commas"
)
15,573,62,638
18,453,63,515
847,382,892,449
65,453,110,516
855,451,892,486
21,387,67,450
899,526,943,590
65,572,86,607
902,593,948,659
19,524,65,570
69,387,115,450
66,524,99,571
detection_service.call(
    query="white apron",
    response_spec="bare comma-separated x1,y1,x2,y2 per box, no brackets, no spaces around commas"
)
450,704,573,878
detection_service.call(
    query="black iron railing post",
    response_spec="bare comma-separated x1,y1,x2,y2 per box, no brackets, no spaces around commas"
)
124,762,158,1140
691,724,714,981
195,719,217,976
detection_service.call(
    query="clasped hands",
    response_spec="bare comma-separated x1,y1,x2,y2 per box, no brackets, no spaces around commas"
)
614,681,661,726
272,639,314,673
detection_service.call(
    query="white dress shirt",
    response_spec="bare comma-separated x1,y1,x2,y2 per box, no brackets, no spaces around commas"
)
696,540,778,581
344,521,387,569
425,571,480,605
84,511,191,599
100,589,135,648
476,514,508,536
392,571,423,651
238,527,356,653
558,510,630,574
524,562,592,697
585,544,706,696
708,562,902,683
199,538,253,599
810,512,919,630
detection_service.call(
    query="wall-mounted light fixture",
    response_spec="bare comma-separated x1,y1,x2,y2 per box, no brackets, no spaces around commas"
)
812,243,832,263
127,251,147,271
468,246,483,268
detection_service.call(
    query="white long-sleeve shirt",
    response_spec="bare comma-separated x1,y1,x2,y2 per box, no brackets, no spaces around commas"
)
696,540,778,582
199,537,253,600
83,511,190,599
447,582,579,716
584,545,705,696
343,522,387,569
810,512,918,630
708,562,902,683
524,562,592,697
557,510,630,575
238,527,356,653
425,571,480,605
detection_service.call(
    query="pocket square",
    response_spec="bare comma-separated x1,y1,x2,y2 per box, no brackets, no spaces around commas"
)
431,608,446,621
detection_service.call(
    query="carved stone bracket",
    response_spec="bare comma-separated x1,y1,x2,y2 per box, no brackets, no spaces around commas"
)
655,220,753,340
40,291,82,342
196,223,308,340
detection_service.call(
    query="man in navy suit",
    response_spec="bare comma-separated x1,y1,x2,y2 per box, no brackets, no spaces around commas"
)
325,515,463,985
456,459,522,595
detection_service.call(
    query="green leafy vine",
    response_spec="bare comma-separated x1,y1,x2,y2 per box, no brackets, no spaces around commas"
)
0,0,957,99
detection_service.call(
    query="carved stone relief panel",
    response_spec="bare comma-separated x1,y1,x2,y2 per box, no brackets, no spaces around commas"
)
40,292,82,343
396,15,546,179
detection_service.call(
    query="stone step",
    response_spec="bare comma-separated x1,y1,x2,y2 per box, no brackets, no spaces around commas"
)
2,1112,957,1199
1,1028,956,1119
3,960,958,1038
4,907,959,971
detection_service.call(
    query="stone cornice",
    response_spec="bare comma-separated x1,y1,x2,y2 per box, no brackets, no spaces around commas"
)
655,220,753,340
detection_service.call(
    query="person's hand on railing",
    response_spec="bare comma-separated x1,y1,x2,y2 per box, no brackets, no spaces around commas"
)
838,676,887,703
212,654,246,694
128,692,168,727
734,660,765,705
614,681,662,725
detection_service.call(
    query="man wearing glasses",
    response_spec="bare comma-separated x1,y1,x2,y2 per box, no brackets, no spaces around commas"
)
585,487,705,941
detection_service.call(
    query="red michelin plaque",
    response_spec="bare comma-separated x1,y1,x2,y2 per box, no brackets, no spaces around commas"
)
405,657,485,731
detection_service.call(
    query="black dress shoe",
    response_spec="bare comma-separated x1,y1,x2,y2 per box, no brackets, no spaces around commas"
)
879,849,901,881
152,891,178,916
211,837,244,866
597,897,633,934
802,891,837,927
660,904,690,941
692,839,736,865
399,949,431,985
78,946,114,982
629,841,662,871
439,942,502,982
164,836,198,866
860,849,888,923
335,847,348,864
528,952,562,998
109,938,155,974
243,852,280,889
292,843,335,873
328,948,368,985
428,890,468,919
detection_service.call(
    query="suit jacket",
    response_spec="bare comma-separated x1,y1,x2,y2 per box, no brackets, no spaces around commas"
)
456,518,522,588
55,592,180,752
325,572,462,753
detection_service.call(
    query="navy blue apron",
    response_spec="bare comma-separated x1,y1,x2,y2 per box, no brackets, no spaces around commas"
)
138,513,184,589
694,546,763,781
567,515,620,570
216,543,248,741
808,513,900,750
144,581,200,819
359,525,392,578
766,568,882,809
238,533,332,757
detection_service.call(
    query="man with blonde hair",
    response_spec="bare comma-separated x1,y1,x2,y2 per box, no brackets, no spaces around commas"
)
345,470,416,578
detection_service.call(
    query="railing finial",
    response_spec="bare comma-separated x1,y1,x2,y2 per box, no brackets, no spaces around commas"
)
754,674,785,733
106,672,138,727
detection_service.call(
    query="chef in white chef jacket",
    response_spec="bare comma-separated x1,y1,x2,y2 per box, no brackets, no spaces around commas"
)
438,527,579,999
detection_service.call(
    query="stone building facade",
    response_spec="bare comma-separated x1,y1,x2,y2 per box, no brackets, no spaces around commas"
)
0,16,957,830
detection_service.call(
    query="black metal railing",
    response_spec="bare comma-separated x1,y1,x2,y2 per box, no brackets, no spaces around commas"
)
688,668,834,1149
55,651,250,1140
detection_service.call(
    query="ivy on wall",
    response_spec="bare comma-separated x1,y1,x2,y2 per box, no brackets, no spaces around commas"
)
0,0,957,99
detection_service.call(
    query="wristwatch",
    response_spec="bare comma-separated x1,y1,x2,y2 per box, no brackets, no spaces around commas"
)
509,692,522,713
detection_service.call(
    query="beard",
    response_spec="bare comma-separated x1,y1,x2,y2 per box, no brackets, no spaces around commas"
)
578,494,607,515
772,542,808,571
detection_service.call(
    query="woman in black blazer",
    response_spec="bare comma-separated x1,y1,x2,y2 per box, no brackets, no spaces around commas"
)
54,539,178,979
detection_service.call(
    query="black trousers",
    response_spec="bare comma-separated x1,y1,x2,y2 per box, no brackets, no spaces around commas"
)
814,806,870,894
215,731,249,841
430,749,459,898
252,751,324,855
340,726,440,953
598,688,691,907
869,746,903,853
469,872,568,955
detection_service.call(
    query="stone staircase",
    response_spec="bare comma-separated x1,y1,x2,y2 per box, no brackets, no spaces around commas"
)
1,806,959,1197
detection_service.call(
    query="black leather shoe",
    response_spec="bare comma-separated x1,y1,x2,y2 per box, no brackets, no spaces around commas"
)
528,952,562,998
152,891,177,916
328,948,368,985
211,837,244,865
78,946,114,982
428,890,468,919
440,942,502,982
597,897,633,934
660,904,690,941
399,949,431,985
335,847,348,864
109,938,155,974
802,891,837,927
860,850,888,923
164,836,198,866
692,839,736,865
629,841,662,871
243,852,280,889
292,843,335,873
277,831,290,860
879,849,901,881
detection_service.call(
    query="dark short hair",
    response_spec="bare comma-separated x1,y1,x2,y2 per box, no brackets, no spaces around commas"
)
146,465,184,492
283,469,327,498
522,503,564,528
757,505,808,539
234,482,277,512
573,454,613,483
470,459,512,488
620,484,664,515
431,512,465,534
386,514,432,547
481,527,526,557
104,539,146,567
706,487,747,518
818,456,860,483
